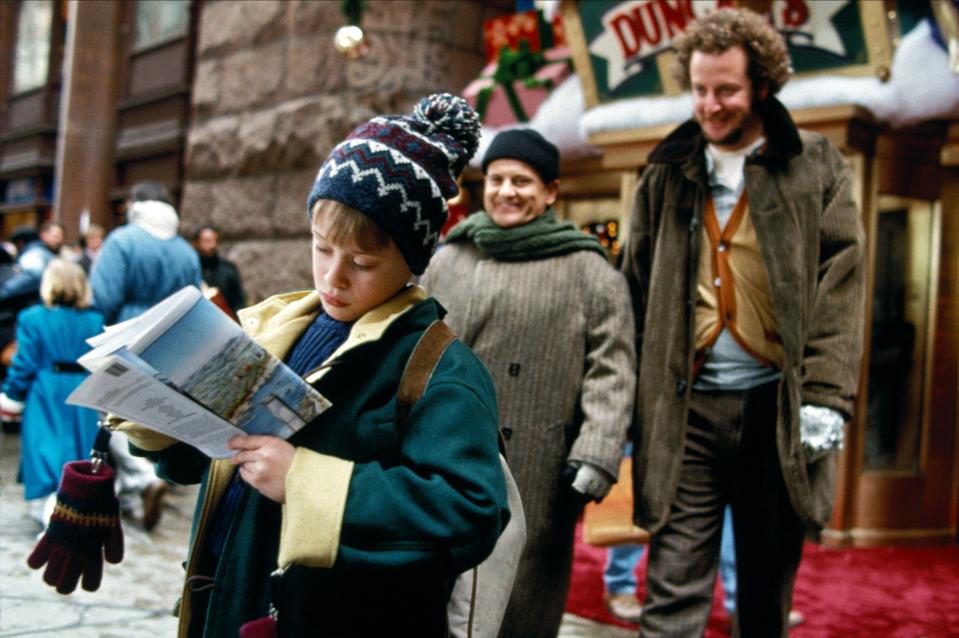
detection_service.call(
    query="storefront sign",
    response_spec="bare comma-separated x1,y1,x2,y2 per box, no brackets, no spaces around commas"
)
561,0,893,107
465,8,572,127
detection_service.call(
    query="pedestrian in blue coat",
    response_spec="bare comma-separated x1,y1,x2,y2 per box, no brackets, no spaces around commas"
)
89,180,200,529
90,181,201,324
0,259,103,527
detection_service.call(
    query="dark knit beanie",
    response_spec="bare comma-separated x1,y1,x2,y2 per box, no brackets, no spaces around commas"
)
307,93,481,275
481,128,559,184
130,180,173,206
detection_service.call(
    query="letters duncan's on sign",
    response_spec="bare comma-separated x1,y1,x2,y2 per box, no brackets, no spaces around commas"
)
560,0,894,107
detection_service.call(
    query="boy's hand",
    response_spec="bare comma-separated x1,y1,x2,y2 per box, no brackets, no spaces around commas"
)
229,435,295,503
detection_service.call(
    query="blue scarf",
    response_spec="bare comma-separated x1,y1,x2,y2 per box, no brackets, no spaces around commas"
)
208,312,352,557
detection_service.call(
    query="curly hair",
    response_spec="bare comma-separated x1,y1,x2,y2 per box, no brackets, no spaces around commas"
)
672,8,793,96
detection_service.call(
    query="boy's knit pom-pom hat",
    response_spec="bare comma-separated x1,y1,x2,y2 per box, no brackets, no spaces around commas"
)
307,93,481,275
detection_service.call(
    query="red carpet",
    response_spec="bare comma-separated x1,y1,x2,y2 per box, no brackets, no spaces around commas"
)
566,521,959,637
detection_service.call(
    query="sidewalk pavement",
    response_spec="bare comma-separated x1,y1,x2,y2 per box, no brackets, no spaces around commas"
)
0,430,197,637
0,428,622,637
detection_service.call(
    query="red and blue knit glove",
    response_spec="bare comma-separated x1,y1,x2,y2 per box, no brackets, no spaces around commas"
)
27,460,124,593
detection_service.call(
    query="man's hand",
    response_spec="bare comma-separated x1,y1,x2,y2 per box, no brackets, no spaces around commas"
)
799,404,846,463
569,461,614,502
229,435,295,503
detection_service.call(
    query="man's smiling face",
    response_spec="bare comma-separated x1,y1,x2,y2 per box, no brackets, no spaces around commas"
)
690,45,766,151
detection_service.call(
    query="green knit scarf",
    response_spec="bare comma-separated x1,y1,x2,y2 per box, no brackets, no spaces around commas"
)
444,209,606,261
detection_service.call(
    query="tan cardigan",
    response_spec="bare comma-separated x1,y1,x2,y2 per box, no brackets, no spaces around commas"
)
695,192,784,369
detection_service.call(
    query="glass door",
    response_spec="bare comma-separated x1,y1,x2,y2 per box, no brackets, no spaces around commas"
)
863,196,939,471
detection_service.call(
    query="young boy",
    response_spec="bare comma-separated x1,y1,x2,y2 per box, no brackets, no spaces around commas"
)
116,93,509,637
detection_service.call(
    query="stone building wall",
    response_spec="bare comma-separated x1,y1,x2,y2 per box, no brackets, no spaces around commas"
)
181,0,503,302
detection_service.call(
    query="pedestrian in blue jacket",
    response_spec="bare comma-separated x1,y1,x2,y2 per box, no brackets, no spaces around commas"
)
90,180,200,530
90,181,201,324
0,259,103,527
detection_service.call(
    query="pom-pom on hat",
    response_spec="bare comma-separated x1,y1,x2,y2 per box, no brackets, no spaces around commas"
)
307,93,481,275
481,128,560,184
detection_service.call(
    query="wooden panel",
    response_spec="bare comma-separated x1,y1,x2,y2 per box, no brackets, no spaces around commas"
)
116,153,182,198
855,472,925,529
844,527,955,548
941,123,959,167
588,120,681,148
926,170,959,535
115,118,186,160
115,95,189,161
588,120,679,171
557,170,622,197
128,40,190,97
826,150,878,543
601,141,660,171
943,145,959,167
0,135,57,176
0,2,15,118
560,0,599,109
875,125,948,200
118,94,186,127
6,91,50,131
110,2,195,205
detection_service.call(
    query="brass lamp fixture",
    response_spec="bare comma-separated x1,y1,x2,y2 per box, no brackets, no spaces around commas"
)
335,0,370,59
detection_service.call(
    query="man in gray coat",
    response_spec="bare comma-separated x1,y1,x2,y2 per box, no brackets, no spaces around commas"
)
621,9,866,637
423,129,636,638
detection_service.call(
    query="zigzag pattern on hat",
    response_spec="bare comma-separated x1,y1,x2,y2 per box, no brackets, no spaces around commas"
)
319,140,447,247
368,116,459,168
365,123,457,196
324,139,445,199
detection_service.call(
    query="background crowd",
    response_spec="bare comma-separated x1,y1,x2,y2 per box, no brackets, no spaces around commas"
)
0,181,246,534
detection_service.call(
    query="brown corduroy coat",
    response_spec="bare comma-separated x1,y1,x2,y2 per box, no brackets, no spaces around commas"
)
621,98,866,534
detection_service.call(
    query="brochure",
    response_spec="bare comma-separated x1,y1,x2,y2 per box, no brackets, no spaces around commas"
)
67,285,330,458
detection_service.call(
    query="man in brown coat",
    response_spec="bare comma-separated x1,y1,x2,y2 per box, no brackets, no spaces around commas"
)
621,9,866,637
423,128,636,638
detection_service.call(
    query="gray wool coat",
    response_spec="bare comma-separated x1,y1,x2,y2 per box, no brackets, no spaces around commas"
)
621,98,866,535
422,241,636,638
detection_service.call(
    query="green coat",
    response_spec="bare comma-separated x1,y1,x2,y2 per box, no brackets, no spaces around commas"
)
621,98,866,533
121,286,508,637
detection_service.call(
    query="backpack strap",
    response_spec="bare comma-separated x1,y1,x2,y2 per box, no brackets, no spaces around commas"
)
396,320,456,425
396,320,507,457
398,321,518,638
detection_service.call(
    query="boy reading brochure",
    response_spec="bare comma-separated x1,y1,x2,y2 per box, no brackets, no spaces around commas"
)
114,94,509,637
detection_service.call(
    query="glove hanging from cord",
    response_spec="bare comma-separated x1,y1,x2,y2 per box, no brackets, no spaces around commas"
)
27,427,124,594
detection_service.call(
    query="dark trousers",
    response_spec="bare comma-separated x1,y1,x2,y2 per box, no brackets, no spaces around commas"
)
639,382,805,638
